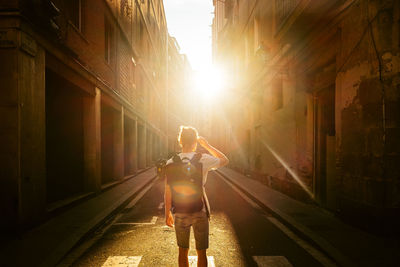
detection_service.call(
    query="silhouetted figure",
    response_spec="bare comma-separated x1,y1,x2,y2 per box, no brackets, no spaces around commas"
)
164,126,229,267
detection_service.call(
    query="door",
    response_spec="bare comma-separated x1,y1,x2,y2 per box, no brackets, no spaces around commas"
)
315,86,336,209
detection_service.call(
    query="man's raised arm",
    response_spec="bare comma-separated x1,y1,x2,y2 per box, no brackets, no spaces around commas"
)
197,136,229,167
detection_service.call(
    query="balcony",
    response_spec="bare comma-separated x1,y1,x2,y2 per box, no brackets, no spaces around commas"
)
274,0,353,43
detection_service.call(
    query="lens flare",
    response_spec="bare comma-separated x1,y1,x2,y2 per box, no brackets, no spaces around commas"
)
260,140,314,199
192,66,226,102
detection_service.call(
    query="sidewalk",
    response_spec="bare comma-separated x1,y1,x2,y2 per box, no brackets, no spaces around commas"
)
1,168,157,267
216,168,400,267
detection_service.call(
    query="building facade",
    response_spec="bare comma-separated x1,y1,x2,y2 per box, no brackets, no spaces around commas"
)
167,36,193,153
213,0,400,233
0,0,169,234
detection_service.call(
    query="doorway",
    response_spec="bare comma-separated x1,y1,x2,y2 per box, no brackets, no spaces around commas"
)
101,103,120,184
315,86,336,209
124,116,137,176
45,69,85,203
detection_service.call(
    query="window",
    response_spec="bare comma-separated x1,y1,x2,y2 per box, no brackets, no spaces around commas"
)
255,91,263,121
104,16,114,63
66,0,82,31
134,7,140,42
139,20,144,45
135,6,144,44
254,18,260,51
131,57,136,86
271,77,283,110
246,129,251,165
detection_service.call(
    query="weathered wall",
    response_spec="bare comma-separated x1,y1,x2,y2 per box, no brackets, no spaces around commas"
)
336,0,400,230
19,36,46,229
214,0,400,232
0,27,46,230
0,44,20,232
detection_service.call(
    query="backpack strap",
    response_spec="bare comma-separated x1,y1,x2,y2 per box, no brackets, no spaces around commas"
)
172,154,182,163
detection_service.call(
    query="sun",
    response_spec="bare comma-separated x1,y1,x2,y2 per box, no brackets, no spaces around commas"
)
192,66,226,102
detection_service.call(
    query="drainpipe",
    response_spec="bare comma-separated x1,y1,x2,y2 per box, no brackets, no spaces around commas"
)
312,94,317,198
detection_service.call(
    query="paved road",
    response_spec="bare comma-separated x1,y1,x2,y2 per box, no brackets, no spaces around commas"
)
67,172,329,266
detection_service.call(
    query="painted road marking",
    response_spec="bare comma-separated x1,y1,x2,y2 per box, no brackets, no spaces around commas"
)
58,180,156,266
217,172,337,267
188,256,215,267
253,256,293,266
158,202,164,210
56,213,124,267
113,216,158,226
151,216,157,223
100,256,214,266
265,216,337,267
101,256,142,267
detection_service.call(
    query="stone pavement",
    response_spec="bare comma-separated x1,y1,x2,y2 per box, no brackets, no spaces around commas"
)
216,167,400,267
0,168,157,267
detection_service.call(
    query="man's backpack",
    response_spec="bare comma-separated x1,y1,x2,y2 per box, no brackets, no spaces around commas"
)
165,153,204,214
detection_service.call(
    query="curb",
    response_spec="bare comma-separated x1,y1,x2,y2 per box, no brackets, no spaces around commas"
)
215,170,354,267
3,169,159,267
46,173,159,267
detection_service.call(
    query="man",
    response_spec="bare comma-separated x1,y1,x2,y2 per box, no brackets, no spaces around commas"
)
164,126,229,267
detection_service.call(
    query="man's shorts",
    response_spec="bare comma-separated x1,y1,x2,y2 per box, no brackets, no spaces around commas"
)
173,211,209,250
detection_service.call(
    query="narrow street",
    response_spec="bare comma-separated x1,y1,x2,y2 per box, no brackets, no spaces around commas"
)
1,1,400,267
68,172,329,267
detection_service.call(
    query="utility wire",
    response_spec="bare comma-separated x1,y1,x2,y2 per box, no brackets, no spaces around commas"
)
367,0,388,205
336,7,381,74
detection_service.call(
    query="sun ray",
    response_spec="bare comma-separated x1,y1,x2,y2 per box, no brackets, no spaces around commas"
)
192,66,226,102
259,140,314,199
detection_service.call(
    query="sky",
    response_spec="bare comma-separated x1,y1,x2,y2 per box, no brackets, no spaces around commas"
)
163,0,214,71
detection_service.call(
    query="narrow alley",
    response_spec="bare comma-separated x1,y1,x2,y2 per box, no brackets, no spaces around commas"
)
1,0,400,266
66,172,326,267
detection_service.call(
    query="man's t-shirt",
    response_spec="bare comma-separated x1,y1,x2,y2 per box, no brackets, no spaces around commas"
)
165,152,220,214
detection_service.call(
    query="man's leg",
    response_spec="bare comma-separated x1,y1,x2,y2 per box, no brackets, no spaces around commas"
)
179,247,189,267
174,214,191,267
196,249,207,267
193,211,209,267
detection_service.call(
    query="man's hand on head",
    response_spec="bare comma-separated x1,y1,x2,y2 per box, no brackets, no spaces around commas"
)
197,136,229,166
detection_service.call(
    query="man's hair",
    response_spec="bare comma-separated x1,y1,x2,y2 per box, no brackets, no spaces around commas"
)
178,126,198,148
